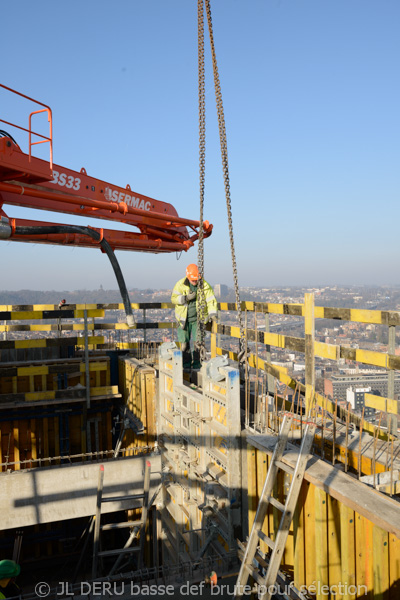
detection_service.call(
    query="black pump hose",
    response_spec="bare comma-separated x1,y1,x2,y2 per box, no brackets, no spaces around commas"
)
14,224,134,326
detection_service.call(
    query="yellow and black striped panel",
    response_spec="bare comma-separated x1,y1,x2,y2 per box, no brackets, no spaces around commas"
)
0,336,104,349
0,385,119,405
364,393,398,415
0,322,176,333
1,300,399,326
215,346,387,439
216,323,400,372
0,361,108,378
0,309,104,321
217,301,400,326
0,302,174,312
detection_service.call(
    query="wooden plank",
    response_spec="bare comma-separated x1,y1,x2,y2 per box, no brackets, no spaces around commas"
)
365,393,398,415
31,420,37,463
304,293,315,416
146,371,156,445
314,487,328,600
43,417,49,467
256,449,268,555
81,413,86,458
247,444,257,532
106,411,112,452
355,513,373,600
339,503,356,600
248,434,400,538
54,416,60,465
266,454,274,545
327,495,342,599
389,533,400,599
372,525,390,600
13,423,20,471
293,481,306,591
304,481,316,589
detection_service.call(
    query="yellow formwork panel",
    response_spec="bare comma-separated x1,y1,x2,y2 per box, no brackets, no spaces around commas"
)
247,444,257,533
339,504,356,600
355,513,374,599
256,449,269,556
365,393,398,415
293,483,306,591
314,487,329,599
327,496,342,599
389,534,400,597
372,525,390,599
212,402,227,426
251,447,399,600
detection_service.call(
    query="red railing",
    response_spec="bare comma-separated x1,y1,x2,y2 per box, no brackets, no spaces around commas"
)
0,83,53,168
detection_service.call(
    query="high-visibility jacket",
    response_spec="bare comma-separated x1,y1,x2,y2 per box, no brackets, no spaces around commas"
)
171,277,217,328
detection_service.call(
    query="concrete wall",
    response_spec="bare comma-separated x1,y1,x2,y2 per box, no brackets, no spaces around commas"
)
0,453,161,529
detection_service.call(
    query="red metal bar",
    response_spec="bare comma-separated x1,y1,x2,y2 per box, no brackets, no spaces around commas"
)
29,108,53,168
0,181,211,231
7,217,192,252
0,84,53,168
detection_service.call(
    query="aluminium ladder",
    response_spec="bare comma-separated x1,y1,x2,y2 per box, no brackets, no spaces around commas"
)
92,460,152,579
235,413,315,600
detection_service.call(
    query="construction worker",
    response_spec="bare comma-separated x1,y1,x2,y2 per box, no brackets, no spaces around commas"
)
0,560,21,599
171,264,217,369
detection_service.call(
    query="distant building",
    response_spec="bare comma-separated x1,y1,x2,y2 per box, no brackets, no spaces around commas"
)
214,284,228,299
346,386,375,417
325,373,400,402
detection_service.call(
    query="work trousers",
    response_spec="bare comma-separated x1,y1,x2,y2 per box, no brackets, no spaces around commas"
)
177,321,200,369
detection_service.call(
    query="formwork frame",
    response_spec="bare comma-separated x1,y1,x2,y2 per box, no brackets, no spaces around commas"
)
157,345,241,570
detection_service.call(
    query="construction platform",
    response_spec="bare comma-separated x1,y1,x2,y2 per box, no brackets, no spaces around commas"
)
0,295,399,599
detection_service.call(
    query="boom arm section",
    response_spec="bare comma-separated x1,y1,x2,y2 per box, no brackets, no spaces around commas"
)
0,84,212,253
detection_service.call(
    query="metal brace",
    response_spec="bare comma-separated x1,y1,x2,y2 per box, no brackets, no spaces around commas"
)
205,355,229,382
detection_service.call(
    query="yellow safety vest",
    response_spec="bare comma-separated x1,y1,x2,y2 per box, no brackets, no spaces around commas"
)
171,277,217,327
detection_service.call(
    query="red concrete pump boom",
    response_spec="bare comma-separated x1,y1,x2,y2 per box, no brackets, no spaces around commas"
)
0,84,212,254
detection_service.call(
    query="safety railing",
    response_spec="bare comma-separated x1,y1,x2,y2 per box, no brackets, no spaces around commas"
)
1,296,399,439
0,83,53,167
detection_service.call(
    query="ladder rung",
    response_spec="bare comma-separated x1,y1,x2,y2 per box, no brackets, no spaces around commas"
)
275,460,294,475
98,546,140,557
244,564,266,587
101,493,144,503
101,520,142,531
268,496,285,512
257,530,275,550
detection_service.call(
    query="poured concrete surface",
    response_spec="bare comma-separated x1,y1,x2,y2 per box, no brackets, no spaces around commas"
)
0,453,161,529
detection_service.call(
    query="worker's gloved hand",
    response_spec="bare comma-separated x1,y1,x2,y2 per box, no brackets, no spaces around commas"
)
186,290,197,301
208,314,218,323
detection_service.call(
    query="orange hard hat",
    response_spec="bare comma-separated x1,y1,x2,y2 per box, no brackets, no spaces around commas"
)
186,264,199,282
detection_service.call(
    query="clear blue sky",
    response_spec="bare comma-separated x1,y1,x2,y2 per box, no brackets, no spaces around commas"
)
1,0,399,291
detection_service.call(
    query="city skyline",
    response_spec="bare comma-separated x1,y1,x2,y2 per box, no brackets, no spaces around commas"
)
1,1,399,290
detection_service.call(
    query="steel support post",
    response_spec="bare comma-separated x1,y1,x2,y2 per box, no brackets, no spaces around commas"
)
264,312,275,399
84,309,91,409
388,325,398,436
304,293,315,417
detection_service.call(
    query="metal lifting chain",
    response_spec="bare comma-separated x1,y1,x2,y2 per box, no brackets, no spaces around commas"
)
196,0,207,361
203,0,246,359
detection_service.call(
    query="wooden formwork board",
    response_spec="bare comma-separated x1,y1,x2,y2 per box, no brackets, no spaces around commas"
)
0,358,110,395
0,405,114,471
118,356,156,450
247,435,400,599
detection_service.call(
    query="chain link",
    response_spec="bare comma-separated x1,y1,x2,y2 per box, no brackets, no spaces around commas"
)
196,0,207,361
204,0,245,357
